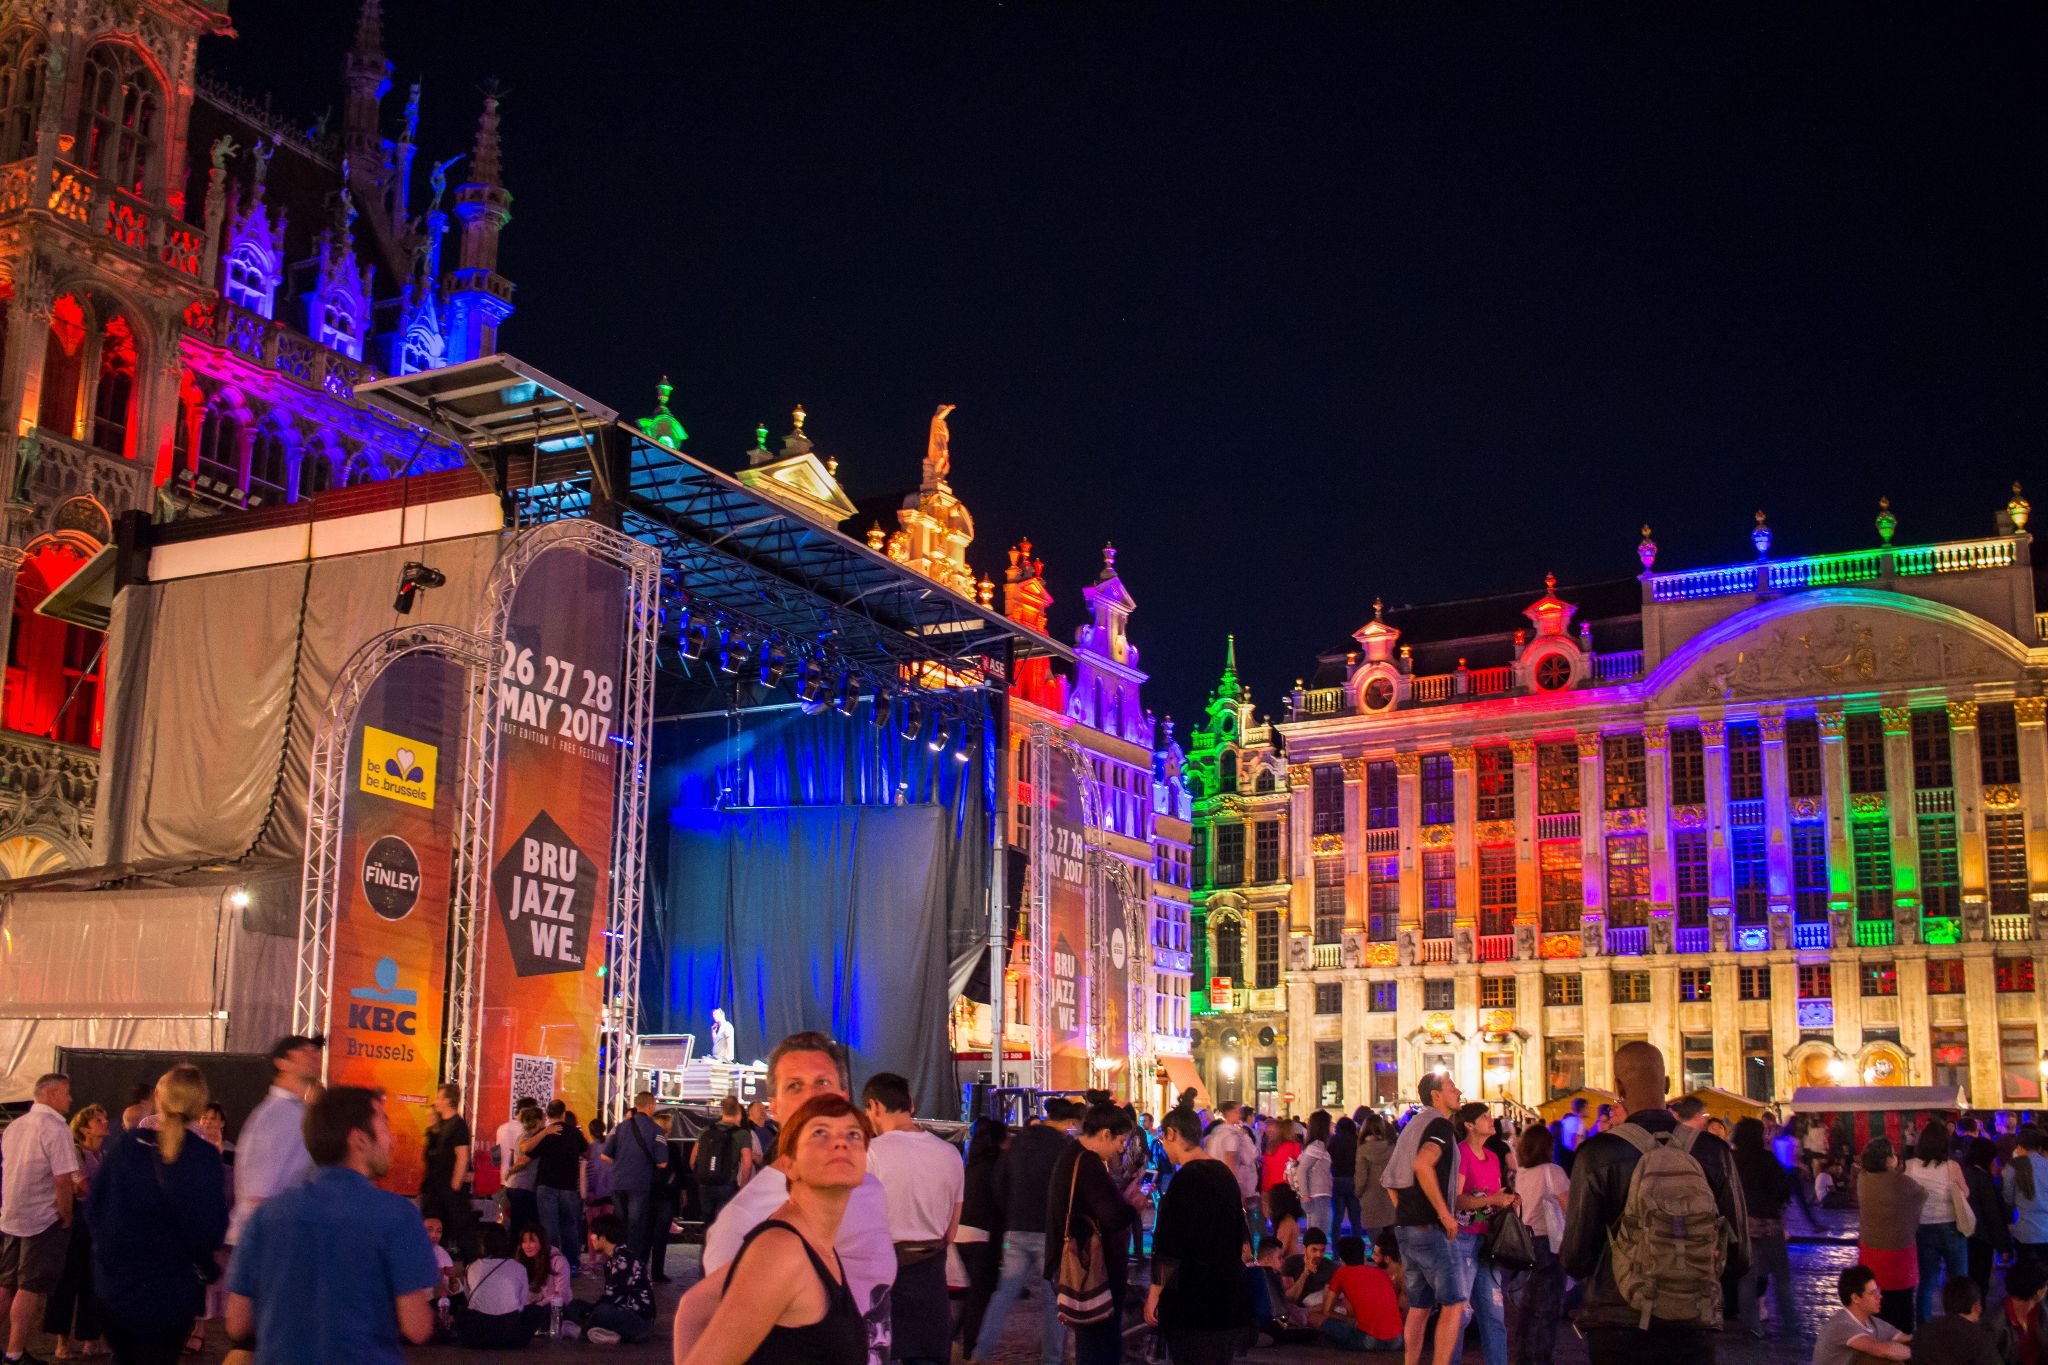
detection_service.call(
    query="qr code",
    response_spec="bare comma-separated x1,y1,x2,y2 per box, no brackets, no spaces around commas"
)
509,1054,557,1118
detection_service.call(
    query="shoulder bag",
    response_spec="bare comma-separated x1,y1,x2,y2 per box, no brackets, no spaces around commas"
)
1480,1201,1536,1271
1054,1158,1114,1325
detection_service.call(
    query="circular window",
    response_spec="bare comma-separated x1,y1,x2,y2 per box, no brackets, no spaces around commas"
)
1362,677,1395,711
1534,653,1573,691
1257,1025,1278,1048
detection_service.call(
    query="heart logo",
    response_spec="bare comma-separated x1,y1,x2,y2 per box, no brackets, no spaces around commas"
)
395,748,415,773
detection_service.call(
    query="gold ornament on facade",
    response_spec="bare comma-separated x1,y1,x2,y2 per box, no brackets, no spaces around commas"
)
1984,785,2022,811
1340,757,1366,780
1603,808,1647,833
1310,833,1344,855
1698,718,1727,745
1288,765,1311,785
2015,698,2048,726
1393,752,1421,776
1848,792,1887,815
1641,726,1668,752
1481,1009,1515,1037
1365,942,1398,967
1818,710,1847,739
1947,701,1979,729
1474,820,1515,845
1758,714,1786,740
1509,738,1536,763
1575,734,1600,760
1424,1012,1454,1040
1671,804,1707,828
1421,823,1454,847
1451,747,1476,770
1880,705,1912,735
2010,482,2031,532
1541,933,1580,960
1790,796,1823,820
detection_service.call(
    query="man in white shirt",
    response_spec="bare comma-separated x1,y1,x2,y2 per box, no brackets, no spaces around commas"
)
0,1072,79,1365
1204,1102,1262,1234
861,1072,963,1365
229,1034,323,1246
1813,1264,1911,1365
673,1032,896,1365
494,1095,538,1188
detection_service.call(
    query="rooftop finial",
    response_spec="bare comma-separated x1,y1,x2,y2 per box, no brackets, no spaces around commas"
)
1638,524,1657,572
792,404,806,434
1103,541,1116,569
467,90,504,188
1544,572,1557,594
2009,481,2031,533
353,0,385,58
1373,595,1384,621
1751,509,1771,559
1876,496,1897,546
653,375,672,414
752,423,768,451
1224,633,1238,678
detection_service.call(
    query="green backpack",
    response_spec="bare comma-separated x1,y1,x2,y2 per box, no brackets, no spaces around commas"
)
1606,1123,1732,1329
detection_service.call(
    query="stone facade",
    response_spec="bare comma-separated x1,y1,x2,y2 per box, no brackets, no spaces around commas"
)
1202,500,2048,1115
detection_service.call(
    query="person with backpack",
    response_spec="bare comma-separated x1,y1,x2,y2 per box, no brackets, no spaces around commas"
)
1295,1111,1336,1240
694,1098,748,1224
1558,1041,1749,1365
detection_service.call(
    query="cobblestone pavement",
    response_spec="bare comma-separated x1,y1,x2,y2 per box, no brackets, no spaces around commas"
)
74,1226,1863,1362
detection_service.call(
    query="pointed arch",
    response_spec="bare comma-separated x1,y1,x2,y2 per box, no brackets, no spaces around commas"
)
246,413,296,506
0,26,46,163
223,236,276,318
36,293,86,435
89,311,136,457
4,538,104,748
75,41,164,197
192,385,249,498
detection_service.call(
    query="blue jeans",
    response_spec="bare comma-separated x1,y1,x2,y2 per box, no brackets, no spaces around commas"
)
1307,1195,1335,1240
612,1188,654,1261
1393,1225,1467,1310
1320,1318,1403,1351
536,1185,579,1262
973,1230,1064,1365
1457,1234,1508,1365
1916,1221,1968,1322
564,1299,651,1344
1739,1228,1797,1336
1332,1175,1363,1237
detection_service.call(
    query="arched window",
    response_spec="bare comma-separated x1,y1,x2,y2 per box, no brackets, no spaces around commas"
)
4,543,103,748
77,44,160,196
299,446,335,498
193,391,243,494
89,313,135,457
168,372,201,481
246,422,291,505
1254,769,1276,795
0,28,45,163
36,294,84,435
1212,916,1242,985
398,325,437,375
318,291,360,359
1218,749,1238,794
222,241,273,317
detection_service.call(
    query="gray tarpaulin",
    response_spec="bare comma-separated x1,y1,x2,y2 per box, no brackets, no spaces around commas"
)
648,806,955,1116
0,866,299,1100
95,533,503,867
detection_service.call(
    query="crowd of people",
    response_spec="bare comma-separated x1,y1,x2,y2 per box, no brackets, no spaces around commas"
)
15,1029,2048,1363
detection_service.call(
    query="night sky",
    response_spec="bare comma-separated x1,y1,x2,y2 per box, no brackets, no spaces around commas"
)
206,4,2046,728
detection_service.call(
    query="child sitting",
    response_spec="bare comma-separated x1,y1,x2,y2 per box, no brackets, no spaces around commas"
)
562,1212,655,1345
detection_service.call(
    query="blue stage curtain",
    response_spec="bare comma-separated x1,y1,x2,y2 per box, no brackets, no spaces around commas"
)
651,804,954,1114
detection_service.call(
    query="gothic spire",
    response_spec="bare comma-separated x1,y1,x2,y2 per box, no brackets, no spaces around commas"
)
353,0,385,60
341,0,391,165
467,95,504,189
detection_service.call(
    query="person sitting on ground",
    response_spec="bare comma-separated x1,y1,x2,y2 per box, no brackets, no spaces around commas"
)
1909,1276,1999,1365
420,1214,461,1338
1311,1233,1403,1352
1286,1227,1336,1307
1814,1264,1911,1365
454,1222,535,1350
1992,1258,2048,1365
514,1223,572,1328
1245,1236,1317,1347
680,1094,873,1365
562,1212,654,1346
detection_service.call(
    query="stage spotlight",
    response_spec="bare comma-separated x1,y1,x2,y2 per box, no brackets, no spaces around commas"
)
832,673,859,716
927,714,953,753
392,560,445,614
227,886,251,910
899,699,924,742
797,659,830,713
869,686,895,728
719,629,755,676
758,643,790,688
681,618,711,661
952,721,972,763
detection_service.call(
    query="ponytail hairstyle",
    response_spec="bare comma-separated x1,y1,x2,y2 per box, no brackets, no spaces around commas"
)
154,1064,209,1164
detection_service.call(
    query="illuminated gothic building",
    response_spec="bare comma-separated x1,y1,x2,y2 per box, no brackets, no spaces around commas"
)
1185,636,1295,1111
1207,494,2048,1115
0,0,507,876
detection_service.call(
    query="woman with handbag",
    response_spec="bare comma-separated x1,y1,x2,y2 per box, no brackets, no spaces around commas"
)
1046,1104,1142,1365
1904,1120,1972,1325
1509,1124,1567,1365
1451,1103,1515,1365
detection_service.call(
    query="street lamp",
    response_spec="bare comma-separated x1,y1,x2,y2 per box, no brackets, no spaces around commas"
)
1825,1056,1849,1083
1219,1055,1240,1081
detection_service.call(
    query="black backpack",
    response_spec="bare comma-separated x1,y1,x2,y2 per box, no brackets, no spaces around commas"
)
693,1123,739,1187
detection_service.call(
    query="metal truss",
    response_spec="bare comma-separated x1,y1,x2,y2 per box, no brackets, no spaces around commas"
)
295,624,493,1074
461,519,660,1131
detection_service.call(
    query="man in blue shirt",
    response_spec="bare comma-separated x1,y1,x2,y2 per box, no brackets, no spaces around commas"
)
226,1086,439,1364
600,1091,668,1262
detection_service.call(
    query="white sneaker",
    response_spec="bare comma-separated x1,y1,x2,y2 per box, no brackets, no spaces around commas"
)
588,1327,621,1345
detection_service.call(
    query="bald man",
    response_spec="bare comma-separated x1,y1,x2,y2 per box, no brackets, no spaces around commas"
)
1559,1042,1749,1365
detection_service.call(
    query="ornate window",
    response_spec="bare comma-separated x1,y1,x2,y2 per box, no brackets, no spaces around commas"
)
1918,815,1958,919
89,313,135,457
0,28,46,163
1792,824,1828,922
1980,704,2020,785
1253,768,1275,795
3,545,103,747
1211,824,1243,887
1366,855,1398,941
1534,652,1571,691
1536,741,1578,814
1313,860,1343,945
1603,732,1645,810
1539,841,1581,934
1732,826,1767,925
37,294,86,435
1606,834,1649,927
1852,819,1893,921
1726,722,1762,802
1674,828,1709,927
1422,850,1455,937
1217,749,1237,794
193,391,244,495
1364,760,1397,828
317,289,362,360
223,240,276,318
1846,713,1888,794
1669,727,1706,805
1478,846,1515,936
76,43,161,196
1253,910,1280,990
1476,745,1513,821
1786,717,1822,800
246,422,292,505
1912,709,1952,789
1251,820,1280,883
1310,765,1344,837
1420,753,1454,824
1989,812,2028,915
1211,916,1241,985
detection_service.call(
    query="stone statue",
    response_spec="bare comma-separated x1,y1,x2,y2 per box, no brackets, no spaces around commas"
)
12,432,39,505
1396,926,1418,968
309,106,331,142
209,133,239,175
1514,923,1537,961
250,137,274,194
1287,935,1311,972
1649,916,1673,955
924,403,955,486
1454,924,1475,965
1579,917,1602,958
401,82,421,144
1341,933,1363,969
427,155,460,214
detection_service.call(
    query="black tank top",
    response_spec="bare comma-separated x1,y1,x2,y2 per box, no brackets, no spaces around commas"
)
724,1218,866,1365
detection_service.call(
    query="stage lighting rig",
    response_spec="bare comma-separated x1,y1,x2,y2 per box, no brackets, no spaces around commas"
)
393,561,445,614
719,629,755,676
952,720,973,763
758,642,790,688
899,699,924,742
869,686,895,728
832,672,860,716
797,659,831,714
681,618,711,661
927,714,953,753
